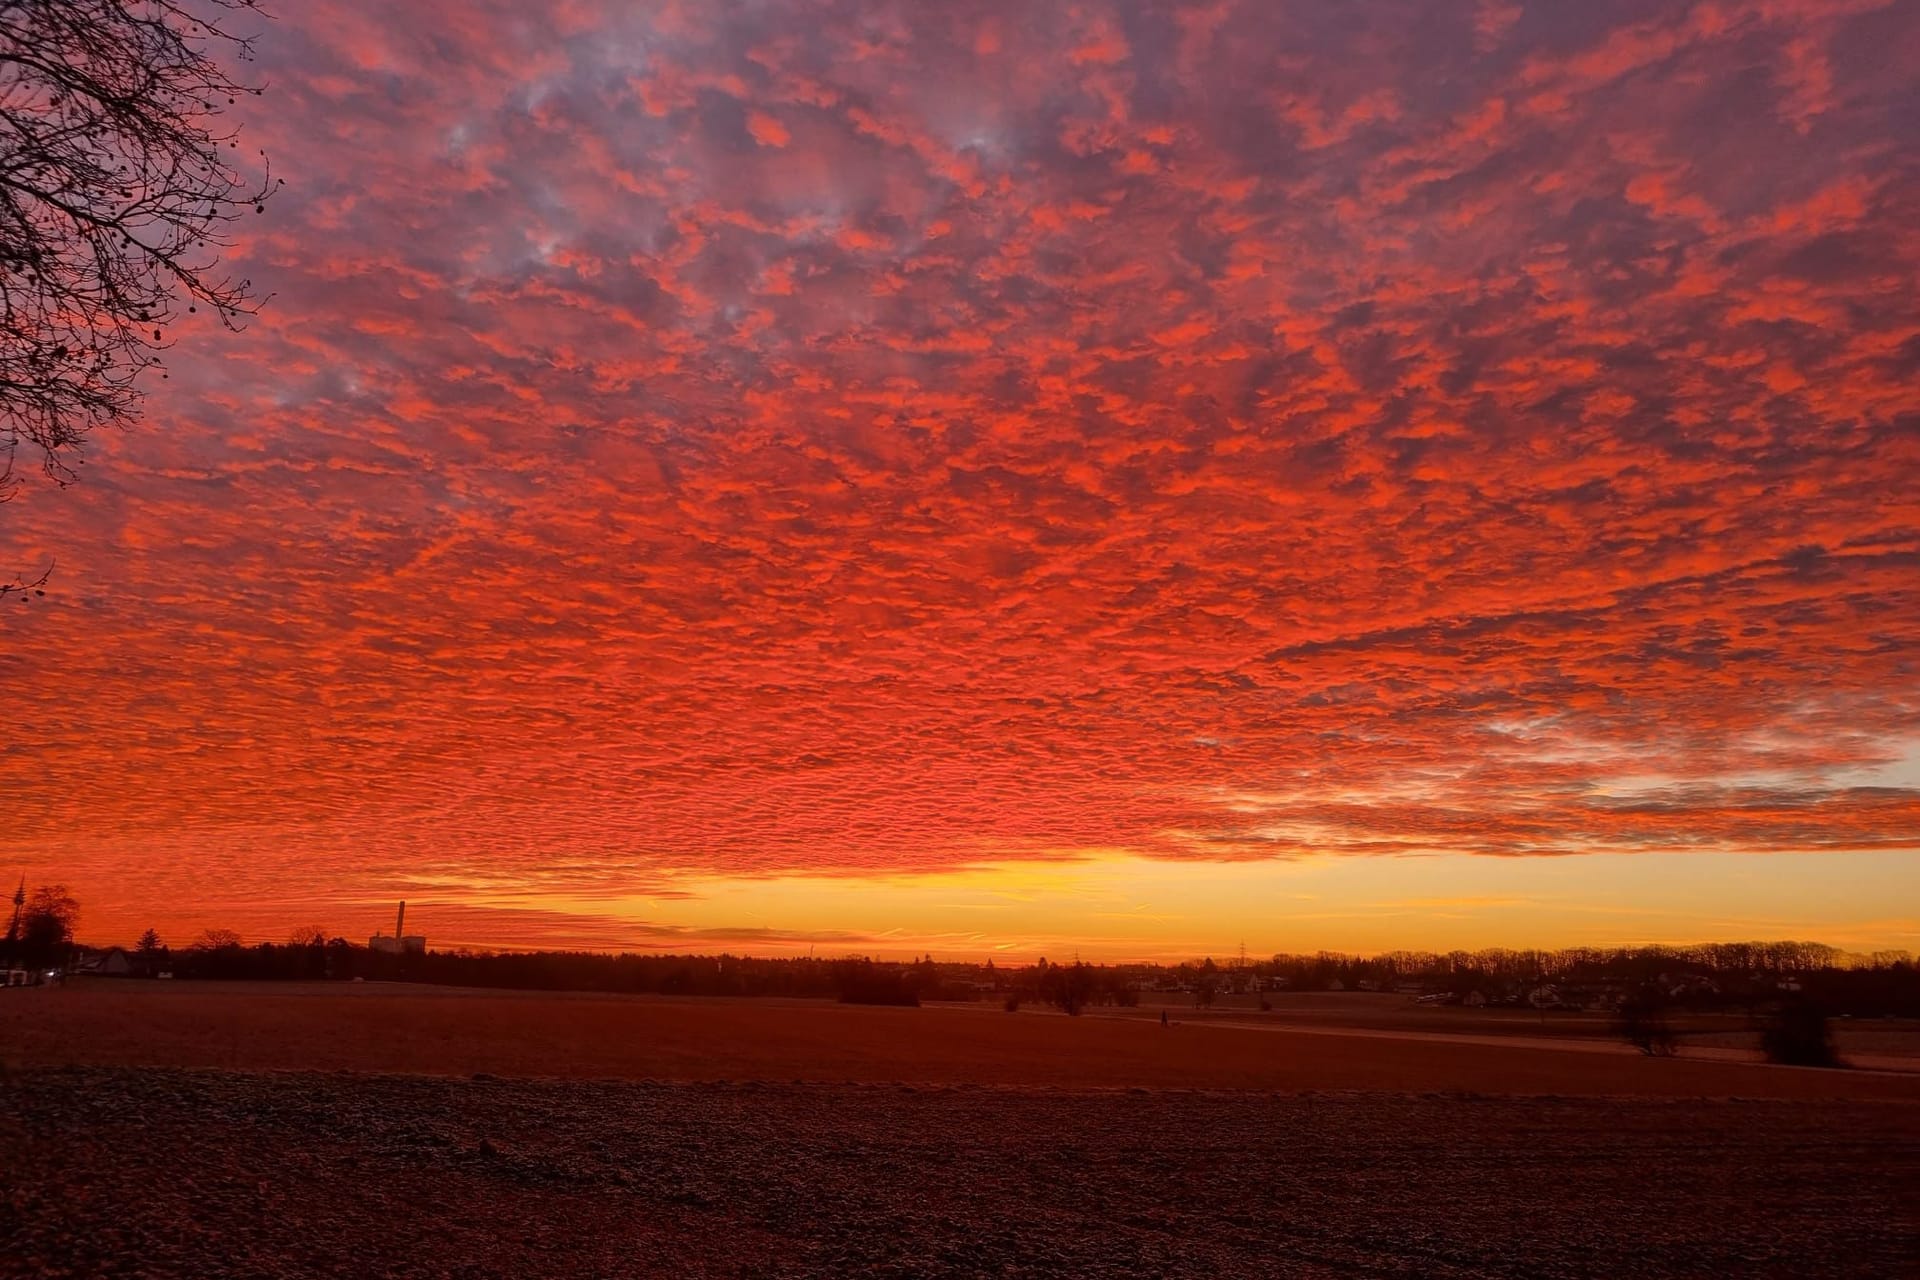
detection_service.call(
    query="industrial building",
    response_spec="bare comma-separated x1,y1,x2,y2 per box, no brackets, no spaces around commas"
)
368,900,426,955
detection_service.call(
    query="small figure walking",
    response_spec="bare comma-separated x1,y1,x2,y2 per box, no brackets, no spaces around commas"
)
1160,1009,1169,1028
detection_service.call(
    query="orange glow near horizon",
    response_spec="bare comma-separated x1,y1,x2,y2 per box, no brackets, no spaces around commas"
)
3,0,1918,956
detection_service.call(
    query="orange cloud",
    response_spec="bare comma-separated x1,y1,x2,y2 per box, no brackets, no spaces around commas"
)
746,109,791,147
1,0,1916,950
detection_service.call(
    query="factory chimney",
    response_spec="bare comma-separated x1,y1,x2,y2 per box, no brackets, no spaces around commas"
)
396,900,406,938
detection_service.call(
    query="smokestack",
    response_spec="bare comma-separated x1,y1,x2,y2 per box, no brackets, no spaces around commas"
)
396,900,405,938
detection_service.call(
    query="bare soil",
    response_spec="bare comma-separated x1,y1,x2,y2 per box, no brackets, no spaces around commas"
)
3,1067,1916,1279
3,984,1916,1277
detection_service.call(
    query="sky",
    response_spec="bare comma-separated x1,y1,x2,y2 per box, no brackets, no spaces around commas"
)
2,0,1917,959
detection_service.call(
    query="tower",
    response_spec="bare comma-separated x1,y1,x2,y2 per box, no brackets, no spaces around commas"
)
4,876,23,962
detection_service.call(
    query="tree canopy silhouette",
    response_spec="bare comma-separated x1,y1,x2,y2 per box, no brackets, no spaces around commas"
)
16,883,78,967
0,0,280,507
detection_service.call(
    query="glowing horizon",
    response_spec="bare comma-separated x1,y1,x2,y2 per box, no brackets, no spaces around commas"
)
3,0,1917,955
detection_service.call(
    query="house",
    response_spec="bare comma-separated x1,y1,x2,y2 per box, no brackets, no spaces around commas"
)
1662,973,1721,1001
1559,980,1628,1011
74,947,132,977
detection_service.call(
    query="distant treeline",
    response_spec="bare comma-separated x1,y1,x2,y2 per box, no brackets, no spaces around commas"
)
60,933,1920,1017
1238,941,1909,987
136,946,1138,1011
1240,943,1920,1017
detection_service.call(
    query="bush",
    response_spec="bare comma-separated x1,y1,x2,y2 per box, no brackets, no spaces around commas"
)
1761,1000,1842,1068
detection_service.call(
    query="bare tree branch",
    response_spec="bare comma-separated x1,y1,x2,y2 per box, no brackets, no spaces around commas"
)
0,555,48,602
0,0,282,499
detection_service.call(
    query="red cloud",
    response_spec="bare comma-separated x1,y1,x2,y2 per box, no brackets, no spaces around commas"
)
1,0,1916,947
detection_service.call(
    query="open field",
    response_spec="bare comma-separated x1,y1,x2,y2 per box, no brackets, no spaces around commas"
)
3,983,1917,1277
4,1067,1917,1279
2,981,1916,1099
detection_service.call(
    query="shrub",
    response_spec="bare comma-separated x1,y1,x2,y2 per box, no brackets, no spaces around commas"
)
1761,1000,1842,1068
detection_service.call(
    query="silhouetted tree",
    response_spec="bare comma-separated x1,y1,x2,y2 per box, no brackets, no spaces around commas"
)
1040,961,1097,1016
1761,998,1842,1068
18,884,78,968
135,926,165,975
0,0,282,501
283,924,326,977
1616,987,1677,1057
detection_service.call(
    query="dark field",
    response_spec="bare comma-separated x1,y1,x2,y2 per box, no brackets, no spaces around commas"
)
3,984,1917,1278
5,982,1918,1099
5,1068,1918,1279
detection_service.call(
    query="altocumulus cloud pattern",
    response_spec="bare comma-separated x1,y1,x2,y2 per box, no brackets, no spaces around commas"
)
3,0,1917,944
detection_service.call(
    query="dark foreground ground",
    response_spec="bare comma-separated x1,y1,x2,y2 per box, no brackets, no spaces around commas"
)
4,1067,1916,1279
